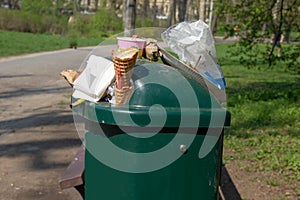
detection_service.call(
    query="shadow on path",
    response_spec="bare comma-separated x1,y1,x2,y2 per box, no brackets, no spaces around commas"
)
0,110,73,134
0,86,70,99
0,138,81,170
0,74,33,79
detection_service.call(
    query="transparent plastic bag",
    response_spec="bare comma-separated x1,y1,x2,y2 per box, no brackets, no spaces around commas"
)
161,20,226,90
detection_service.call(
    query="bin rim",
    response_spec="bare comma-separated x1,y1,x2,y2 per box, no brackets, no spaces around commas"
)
72,97,231,127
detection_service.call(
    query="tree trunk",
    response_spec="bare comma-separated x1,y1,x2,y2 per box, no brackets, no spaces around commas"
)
208,0,214,27
285,25,291,43
211,12,218,34
124,0,136,36
261,23,267,37
204,0,208,21
167,0,176,26
269,0,284,66
199,0,205,21
178,0,187,22
95,0,99,10
152,0,157,26
122,0,126,24
8,0,20,9
143,0,149,18
111,0,117,9
195,0,200,19
73,0,80,13
184,0,191,21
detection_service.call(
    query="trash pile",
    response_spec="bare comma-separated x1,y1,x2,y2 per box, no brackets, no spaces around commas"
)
60,20,226,105
161,20,226,90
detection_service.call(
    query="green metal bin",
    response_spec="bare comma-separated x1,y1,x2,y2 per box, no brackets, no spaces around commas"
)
72,61,230,200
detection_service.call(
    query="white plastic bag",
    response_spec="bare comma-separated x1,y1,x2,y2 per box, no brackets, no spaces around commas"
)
161,20,226,90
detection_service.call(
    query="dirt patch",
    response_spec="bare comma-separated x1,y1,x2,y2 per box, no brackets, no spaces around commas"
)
223,148,300,200
0,72,83,199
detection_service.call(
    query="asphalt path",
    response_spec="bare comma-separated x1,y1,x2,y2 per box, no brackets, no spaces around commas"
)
0,47,97,200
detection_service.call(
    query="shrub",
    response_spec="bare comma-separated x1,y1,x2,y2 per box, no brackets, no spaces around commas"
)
87,8,123,38
0,7,123,38
67,9,123,39
0,8,68,34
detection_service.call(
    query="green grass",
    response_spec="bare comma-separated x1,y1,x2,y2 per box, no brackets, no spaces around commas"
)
0,30,103,57
266,179,281,187
217,44,300,195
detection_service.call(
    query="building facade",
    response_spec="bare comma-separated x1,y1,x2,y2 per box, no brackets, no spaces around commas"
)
76,0,212,22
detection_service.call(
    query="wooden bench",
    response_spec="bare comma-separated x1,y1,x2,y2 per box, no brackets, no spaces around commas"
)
59,145,85,199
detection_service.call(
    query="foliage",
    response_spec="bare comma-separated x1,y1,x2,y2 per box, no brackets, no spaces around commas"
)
227,42,300,74
21,0,55,15
216,0,300,71
0,6,123,37
87,8,123,37
280,44,300,74
67,8,123,39
0,8,68,34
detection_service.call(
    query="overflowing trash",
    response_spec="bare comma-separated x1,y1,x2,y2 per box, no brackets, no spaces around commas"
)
60,20,226,105
161,20,226,90
117,36,145,58
60,69,81,86
112,48,138,104
72,55,115,103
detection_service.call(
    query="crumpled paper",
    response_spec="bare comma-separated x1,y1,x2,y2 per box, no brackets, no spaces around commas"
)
60,69,81,86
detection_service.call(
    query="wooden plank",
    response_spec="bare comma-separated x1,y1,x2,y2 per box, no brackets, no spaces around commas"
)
60,146,85,189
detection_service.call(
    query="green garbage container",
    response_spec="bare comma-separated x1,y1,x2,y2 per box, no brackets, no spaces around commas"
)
72,61,230,200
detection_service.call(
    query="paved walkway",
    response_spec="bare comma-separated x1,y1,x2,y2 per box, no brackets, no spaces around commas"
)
0,47,94,200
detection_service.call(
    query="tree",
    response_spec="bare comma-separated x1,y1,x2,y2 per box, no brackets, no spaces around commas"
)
216,0,300,72
269,0,285,65
151,0,157,25
184,0,191,21
167,0,176,26
178,0,187,22
4,0,20,9
140,0,149,26
123,0,136,36
282,0,299,42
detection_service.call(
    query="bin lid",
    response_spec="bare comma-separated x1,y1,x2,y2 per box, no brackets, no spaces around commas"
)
72,61,230,128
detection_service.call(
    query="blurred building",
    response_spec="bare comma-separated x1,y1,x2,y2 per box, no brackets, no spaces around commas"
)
76,0,213,22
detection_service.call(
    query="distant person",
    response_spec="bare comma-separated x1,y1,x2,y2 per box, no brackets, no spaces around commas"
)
68,11,75,25
233,25,239,38
270,31,284,57
68,15,74,25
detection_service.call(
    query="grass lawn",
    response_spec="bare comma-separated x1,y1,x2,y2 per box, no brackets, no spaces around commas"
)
0,30,102,57
216,44,300,198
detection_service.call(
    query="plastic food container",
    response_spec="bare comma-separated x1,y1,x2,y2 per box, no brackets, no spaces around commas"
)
117,37,146,57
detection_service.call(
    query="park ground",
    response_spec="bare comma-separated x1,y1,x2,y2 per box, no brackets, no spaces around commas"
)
0,42,299,200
